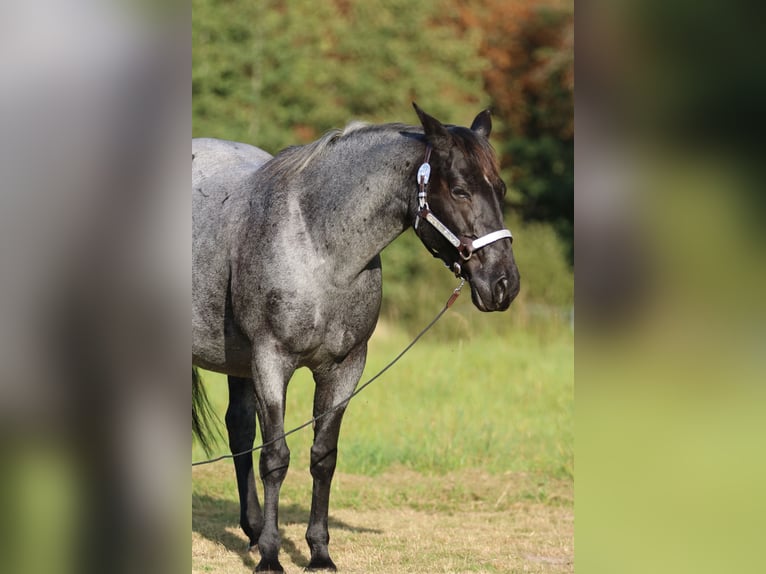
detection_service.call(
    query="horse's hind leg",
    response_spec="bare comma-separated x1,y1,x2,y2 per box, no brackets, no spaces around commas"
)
306,345,368,571
226,376,264,550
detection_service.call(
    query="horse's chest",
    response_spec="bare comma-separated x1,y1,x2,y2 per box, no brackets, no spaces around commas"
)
263,278,381,364
320,294,379,357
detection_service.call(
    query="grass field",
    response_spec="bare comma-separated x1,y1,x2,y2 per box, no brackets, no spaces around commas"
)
192,309,573,573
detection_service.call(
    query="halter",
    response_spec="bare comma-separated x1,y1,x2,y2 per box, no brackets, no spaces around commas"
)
414,145,513,276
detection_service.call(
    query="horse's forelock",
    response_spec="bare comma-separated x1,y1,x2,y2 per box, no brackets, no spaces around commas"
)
448,127,500,184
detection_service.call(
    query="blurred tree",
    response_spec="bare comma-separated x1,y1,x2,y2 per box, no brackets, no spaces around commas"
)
454,0,574,263
192,0,575,319
193,0,488,153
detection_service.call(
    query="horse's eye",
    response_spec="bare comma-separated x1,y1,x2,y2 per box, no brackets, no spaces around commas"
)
451,187,471,200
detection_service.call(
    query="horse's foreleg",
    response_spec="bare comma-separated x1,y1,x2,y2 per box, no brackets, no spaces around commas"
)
306,345,367,572
251,350,295,573
226,376,263,550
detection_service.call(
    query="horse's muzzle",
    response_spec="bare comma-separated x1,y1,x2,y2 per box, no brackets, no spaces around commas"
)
469,269,520,312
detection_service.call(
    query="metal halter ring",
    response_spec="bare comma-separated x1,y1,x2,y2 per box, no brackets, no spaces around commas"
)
458,240,474,261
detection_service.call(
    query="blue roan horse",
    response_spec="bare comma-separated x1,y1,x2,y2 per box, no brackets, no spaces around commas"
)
192,104,520,572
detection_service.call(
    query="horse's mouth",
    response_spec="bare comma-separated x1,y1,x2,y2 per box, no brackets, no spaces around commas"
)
468,275,517,312
469,280,491,312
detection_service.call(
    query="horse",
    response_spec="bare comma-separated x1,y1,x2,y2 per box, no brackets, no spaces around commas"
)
192,104,520,572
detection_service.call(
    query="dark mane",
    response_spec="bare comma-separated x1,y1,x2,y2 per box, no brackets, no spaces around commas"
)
266,122,422,175
448,126,500,180
263,121,497,183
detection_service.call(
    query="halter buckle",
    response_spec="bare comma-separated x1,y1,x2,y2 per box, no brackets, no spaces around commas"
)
417,162,431,187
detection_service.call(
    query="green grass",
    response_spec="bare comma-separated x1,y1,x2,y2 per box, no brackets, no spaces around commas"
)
192,313,572,481
193,316,573,572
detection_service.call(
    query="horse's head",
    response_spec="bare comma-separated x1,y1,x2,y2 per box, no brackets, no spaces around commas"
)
412,103,520,312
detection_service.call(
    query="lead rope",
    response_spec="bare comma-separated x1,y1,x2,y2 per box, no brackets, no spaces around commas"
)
192,277,465,467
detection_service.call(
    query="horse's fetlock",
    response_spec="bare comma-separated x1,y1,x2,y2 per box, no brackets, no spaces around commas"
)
306,524,330,548
241,514,263,544
257,529,282,561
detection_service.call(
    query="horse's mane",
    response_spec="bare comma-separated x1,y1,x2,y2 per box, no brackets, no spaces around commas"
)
264,122,419,176
265,120,497,179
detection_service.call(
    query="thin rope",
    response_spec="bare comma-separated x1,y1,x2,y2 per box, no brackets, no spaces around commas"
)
192,279,465,467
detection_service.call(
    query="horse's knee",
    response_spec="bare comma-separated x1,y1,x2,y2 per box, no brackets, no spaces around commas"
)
259,442,290,483
310,447,338,483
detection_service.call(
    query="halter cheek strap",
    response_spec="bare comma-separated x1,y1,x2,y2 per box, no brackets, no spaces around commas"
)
414,145,513,267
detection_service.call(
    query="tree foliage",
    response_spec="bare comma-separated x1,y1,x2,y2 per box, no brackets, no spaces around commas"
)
193,0,573,248
193,0,488,153
456,0,574,262
192,0,575,320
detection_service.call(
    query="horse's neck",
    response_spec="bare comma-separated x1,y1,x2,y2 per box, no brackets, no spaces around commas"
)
304,133,420,284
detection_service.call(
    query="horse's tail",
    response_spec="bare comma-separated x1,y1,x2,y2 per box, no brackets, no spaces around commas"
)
192,367,219,455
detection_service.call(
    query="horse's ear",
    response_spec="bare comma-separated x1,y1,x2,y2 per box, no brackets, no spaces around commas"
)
470,109,492,138
413,102,450,146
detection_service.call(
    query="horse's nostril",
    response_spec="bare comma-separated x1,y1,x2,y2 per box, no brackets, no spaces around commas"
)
493,277,508,304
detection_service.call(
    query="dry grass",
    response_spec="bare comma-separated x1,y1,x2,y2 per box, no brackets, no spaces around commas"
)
193,465,572,573
193,324,573,573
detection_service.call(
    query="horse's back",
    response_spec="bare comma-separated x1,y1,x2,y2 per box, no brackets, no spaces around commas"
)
193,137,272,179
192,138,272,374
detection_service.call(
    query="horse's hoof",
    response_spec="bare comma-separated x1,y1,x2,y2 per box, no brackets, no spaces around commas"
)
305,556,337,572
255,558,284,573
